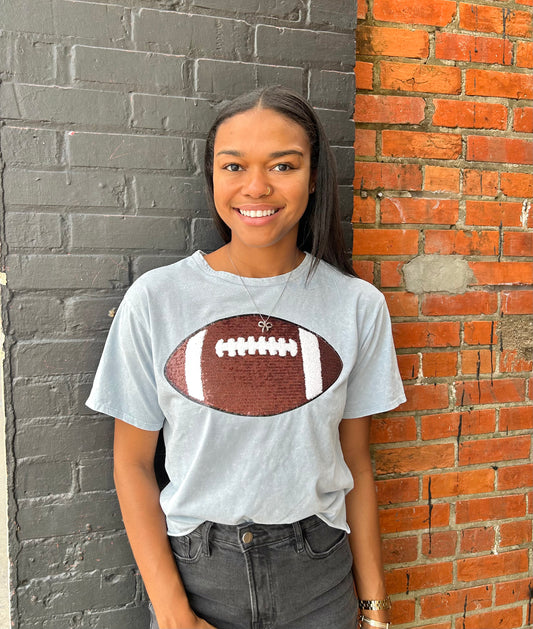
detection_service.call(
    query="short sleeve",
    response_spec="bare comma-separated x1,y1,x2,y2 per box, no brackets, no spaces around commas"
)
343,295,406,419
86,295,165,431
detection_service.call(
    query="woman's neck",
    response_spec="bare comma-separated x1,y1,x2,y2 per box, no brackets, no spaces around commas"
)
205,243,305,278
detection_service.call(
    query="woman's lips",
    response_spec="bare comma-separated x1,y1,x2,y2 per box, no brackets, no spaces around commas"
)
235,205,281,218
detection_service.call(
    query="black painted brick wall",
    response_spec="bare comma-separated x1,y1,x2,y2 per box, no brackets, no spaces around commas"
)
0,1,356,626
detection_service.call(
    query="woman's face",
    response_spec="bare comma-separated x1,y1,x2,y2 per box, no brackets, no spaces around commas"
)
212,107,315,254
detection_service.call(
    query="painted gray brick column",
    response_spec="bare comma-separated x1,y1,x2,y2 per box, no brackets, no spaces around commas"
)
0,1,356,626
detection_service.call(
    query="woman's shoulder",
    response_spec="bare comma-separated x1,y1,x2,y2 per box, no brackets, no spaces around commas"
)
121,253,202,307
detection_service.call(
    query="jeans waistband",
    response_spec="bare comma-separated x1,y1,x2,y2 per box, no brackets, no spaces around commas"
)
179,514,325,555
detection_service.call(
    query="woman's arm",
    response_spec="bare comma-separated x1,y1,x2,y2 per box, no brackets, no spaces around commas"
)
113,419,216,629
339,416,391,626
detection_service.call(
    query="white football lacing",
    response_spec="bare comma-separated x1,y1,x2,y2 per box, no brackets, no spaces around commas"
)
215,336,298,358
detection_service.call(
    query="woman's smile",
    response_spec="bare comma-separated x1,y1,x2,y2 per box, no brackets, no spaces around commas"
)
236,205,279,217
235,204,281,220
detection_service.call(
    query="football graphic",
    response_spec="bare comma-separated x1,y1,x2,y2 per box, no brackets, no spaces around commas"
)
165,315,343,416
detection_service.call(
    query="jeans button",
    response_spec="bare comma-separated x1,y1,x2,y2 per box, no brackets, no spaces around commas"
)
242,531,253,544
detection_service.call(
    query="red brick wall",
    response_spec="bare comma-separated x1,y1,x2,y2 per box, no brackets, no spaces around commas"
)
353,0,533,626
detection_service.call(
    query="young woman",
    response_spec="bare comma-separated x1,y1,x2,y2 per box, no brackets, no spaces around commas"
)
87,86,405,629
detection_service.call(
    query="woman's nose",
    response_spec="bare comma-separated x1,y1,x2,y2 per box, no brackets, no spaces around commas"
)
242,171,271,197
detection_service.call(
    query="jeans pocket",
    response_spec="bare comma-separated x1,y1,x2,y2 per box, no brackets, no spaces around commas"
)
170,532,203,564
303,520,347,559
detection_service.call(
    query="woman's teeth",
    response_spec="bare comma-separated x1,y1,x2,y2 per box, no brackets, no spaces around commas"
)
239,208,277,217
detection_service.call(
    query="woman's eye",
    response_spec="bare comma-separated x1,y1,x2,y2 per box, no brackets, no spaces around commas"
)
223,164,242,172
273,163,293,172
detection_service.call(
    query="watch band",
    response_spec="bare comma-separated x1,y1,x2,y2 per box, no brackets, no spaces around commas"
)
358,595,392,611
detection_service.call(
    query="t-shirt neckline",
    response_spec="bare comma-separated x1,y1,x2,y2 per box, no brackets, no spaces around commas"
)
192,250,312,286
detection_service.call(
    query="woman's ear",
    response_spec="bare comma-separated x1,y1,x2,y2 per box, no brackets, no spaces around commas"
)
309,170,317,194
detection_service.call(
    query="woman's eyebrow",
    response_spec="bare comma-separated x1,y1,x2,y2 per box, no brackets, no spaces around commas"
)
215,149,304,158
216,150,243,157
270,150,304,158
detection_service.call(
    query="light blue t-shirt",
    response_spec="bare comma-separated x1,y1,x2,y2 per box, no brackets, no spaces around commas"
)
86,251,405,536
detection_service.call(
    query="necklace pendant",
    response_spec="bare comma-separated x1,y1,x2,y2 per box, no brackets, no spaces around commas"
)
226,249,299,336
258,320,273,332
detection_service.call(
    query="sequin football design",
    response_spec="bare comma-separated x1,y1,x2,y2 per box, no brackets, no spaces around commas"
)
164,315,343,416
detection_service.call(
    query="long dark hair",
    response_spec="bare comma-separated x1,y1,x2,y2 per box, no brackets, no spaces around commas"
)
204,86,356,277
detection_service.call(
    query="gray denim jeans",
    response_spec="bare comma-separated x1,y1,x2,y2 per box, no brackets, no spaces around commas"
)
149,515,357,629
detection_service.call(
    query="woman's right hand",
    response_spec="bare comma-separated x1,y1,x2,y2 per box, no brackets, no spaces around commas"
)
188,615,218,629
156,609,218,629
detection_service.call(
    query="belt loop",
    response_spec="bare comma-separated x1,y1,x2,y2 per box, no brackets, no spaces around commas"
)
202,521,213,557
292,520,305,553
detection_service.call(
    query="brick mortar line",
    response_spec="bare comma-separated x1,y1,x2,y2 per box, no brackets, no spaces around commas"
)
0,120,21,627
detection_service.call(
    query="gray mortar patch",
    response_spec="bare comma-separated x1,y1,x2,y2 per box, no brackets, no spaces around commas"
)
500,316,533,361
403,255,474,295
